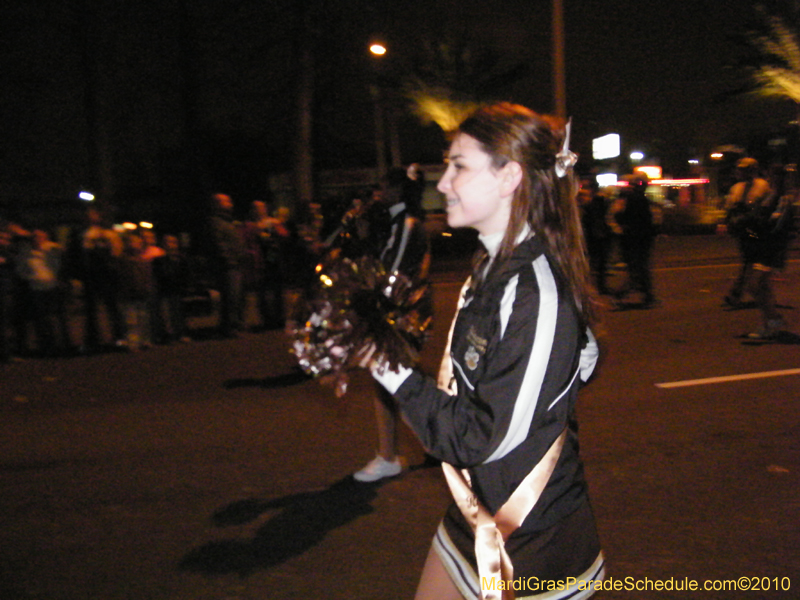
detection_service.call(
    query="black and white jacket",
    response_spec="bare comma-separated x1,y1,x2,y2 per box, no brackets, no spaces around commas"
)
375,230,598,533
379,201,429,279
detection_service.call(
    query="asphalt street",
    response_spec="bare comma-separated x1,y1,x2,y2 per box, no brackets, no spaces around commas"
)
1,233,798,600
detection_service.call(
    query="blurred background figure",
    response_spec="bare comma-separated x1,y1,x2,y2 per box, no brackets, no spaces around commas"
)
153,234,192,343
79,206,126,352
5,222,33,360
722,157,772,308
272,205,317,305
303,202,326,257
119,233,154,351
352,166,430,483
207,193,247,338
742,164,797,339
614,173,658,308
322,193,367,251
579,184,612,295
243,200,285,331
140,229,166,343
14,228,73,357
405,163,426,213
0,221,13,362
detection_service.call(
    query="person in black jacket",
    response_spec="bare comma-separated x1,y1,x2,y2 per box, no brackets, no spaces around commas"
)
153,234,192,343
352,167,430,483
80,206,127,351
614,173,657,307
579,186,612,295
366,104,604,599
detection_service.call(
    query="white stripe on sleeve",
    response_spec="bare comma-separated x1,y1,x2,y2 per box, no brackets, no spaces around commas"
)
484,255,558,463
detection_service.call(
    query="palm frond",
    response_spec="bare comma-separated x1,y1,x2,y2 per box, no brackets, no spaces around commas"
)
747,7,800,102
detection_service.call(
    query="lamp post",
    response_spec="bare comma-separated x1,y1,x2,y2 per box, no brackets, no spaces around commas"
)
553,0,566,119
370,43,388,180
369,41,402,181
370,85,388,180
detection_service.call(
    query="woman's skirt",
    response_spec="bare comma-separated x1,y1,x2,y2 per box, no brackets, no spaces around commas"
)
433,499,605,600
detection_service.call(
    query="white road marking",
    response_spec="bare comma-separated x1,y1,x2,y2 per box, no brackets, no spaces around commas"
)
656,368,800,389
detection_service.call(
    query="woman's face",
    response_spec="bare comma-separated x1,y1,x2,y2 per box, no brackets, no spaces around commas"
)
437,133,515,236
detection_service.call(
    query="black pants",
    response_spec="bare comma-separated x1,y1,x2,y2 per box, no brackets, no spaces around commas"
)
618,236,655,303
84,278,126,347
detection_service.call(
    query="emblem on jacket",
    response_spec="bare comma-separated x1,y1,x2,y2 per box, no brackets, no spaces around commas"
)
465,326,487,371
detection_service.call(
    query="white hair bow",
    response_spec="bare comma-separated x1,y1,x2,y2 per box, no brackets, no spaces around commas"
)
555,118,577,178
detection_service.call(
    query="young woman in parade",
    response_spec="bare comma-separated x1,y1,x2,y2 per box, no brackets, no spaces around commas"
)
368,103,605,600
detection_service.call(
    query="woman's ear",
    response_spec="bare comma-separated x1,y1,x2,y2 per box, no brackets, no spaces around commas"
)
499,161,523,197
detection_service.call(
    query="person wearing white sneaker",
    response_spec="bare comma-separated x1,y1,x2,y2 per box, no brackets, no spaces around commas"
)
742,164,796,342
353,451,404,483
346,167,430,484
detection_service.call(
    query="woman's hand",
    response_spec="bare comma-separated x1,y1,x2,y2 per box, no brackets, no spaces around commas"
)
354,342,378,370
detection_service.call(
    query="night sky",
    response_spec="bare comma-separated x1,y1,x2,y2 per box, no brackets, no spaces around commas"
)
1,0,795,217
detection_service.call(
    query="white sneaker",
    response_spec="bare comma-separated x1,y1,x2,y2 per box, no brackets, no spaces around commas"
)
353,455,404,482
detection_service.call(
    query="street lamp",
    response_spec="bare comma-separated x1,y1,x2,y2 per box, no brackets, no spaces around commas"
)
368,39,401,179
369,42,388,179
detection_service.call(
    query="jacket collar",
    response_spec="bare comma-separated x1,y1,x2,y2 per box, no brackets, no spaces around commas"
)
471,231,547,301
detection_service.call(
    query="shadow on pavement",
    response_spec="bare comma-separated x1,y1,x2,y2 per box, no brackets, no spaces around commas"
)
223,367,313,390
179,476,385,576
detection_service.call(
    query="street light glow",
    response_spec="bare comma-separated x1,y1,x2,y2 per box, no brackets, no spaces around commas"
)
636,166,663,180
592,134,620,160
79,191,95,201
630,151,644,161
370,43,386,56
596,173,618,187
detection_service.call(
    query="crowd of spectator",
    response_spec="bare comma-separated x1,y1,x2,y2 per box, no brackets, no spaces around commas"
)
0,193,341,363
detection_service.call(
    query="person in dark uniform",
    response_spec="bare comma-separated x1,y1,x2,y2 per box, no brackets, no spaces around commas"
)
365,104,604,599
614,173,657,307
352,167,430,482
579,185,612,295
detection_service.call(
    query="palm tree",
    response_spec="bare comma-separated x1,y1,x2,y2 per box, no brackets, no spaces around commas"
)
737,3,800,164
401,35,529,132
747,5,800,107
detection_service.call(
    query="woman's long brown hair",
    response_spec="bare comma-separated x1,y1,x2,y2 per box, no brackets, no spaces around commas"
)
458,103,597,328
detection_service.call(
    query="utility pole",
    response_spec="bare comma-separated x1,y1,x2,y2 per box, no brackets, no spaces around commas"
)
371,84,387,180
369,41,393,180
293,4,316,211
553,0,567,119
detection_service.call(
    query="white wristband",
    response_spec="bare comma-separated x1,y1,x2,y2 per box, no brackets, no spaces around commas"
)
371,362,413,394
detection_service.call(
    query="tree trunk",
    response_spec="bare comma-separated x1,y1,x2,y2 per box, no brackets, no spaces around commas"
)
293,6,316,212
